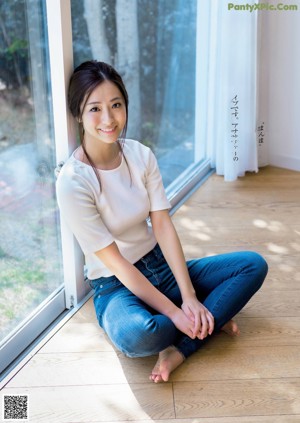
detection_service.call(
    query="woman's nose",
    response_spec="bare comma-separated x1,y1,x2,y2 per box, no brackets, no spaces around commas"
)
101,107,114,124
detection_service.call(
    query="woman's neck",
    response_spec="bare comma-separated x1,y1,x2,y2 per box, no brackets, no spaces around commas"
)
77,142,121,170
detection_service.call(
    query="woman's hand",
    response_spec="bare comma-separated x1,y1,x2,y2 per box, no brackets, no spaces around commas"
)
150,211,214,340
181,296,214,340
169,307,201,339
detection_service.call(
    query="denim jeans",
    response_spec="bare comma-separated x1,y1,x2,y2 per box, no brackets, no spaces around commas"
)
90,244,268,359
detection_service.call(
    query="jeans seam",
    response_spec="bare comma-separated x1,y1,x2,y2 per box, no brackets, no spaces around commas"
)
143,260,162,288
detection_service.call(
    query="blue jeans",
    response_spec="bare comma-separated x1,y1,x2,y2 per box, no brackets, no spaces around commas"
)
90,244,268,359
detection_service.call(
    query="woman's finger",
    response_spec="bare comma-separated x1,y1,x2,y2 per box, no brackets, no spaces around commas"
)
191,310,201,337
198,312,208,340
207,312,215,335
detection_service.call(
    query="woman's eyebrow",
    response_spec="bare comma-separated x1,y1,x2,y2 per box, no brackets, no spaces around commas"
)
87,97,122,105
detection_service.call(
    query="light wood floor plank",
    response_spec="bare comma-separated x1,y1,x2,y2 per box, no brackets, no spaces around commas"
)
174,379,300,418
171,345,300,382
8,342,300,387
219,316,300,346
240,290,300,317
40,322,114,353
7,352,153,387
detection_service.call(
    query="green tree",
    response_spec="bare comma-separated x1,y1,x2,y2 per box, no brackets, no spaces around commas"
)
0,0,29,89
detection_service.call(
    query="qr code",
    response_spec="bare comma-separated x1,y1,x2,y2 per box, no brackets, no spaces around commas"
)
2,395,28,421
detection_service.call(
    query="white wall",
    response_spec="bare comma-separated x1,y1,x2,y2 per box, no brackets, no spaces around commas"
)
258,7,300,171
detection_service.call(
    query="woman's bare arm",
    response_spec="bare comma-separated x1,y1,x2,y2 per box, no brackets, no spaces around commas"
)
94,242,197,339
150,209,214,339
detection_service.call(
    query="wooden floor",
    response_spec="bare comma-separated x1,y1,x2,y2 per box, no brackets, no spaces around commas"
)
1,166,300,422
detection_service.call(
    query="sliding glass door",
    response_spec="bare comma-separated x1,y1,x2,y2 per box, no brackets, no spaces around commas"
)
0,0,65,375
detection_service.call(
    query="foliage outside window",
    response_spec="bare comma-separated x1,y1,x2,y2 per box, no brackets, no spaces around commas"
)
0,0,64,343
71,0,197,187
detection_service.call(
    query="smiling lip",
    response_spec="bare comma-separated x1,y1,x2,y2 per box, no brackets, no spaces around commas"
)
98,126,117,134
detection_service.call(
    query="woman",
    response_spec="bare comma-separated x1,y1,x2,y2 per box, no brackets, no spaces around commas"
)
56,60,268,383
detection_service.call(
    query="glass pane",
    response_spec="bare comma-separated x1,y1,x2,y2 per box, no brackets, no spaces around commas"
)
0,0,64,343
71,0,198,187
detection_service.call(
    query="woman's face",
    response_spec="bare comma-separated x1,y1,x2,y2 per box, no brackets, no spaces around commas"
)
81,80,126,147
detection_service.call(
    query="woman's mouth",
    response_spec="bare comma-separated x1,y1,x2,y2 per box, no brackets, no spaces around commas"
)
98,127,117,134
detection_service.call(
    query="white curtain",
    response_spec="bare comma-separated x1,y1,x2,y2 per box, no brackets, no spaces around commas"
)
206,0,268,181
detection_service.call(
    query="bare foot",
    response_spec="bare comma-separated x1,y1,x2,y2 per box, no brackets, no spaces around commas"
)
221,319,240,336
149,346,185,383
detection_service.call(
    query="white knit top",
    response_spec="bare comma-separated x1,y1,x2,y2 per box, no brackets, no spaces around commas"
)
56,139,171,279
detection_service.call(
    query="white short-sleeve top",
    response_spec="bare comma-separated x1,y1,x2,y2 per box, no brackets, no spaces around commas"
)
56,139,171,279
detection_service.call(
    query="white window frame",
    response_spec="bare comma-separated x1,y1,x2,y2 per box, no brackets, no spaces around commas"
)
46,0,88,309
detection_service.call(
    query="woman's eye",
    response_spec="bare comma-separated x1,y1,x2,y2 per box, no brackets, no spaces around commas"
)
112,102,122,109
90,106,100,112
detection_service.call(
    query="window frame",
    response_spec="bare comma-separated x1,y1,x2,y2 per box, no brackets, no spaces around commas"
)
46,0,88,309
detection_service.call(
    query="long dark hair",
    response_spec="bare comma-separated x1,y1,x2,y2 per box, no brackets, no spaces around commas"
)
68,60,130,188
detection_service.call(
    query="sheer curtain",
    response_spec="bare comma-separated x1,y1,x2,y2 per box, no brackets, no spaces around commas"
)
206,0,267,181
